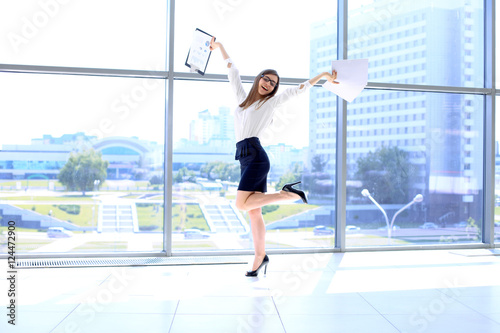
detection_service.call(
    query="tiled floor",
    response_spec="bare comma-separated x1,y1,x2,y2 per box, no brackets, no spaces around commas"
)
1,249,500,332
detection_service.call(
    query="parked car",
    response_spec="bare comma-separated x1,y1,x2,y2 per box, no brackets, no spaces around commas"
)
183,229,210,239
47,227,73,238
454,221,468,228
345,225,361,233
419,222,438,229
313,225,334,236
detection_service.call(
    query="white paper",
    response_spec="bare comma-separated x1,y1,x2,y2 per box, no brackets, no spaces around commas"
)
322,59,368,102
186,29,212,73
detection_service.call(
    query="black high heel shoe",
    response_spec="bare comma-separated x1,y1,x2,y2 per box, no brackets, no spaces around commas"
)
282,181,308,204
245,255,269,277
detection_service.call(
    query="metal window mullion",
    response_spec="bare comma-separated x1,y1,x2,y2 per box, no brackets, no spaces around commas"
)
335,0,348,252
163,0,175,256
171,71,491,95
0,241,490,260
0,63,168,79
366,82,491,95
483,0,495,246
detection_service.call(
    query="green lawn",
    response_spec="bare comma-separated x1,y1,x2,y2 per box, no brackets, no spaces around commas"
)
2,195,95,201
5,201,209,232
0,180,127,188
172,204,210,231
136,204,164,231
136,203,210,232
0,226,44,233
0,233,53,251
15,204,98,227
122,194,142,199
172,241,217,249
0,180,62,187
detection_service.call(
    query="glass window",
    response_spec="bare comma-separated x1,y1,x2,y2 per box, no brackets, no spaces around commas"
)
346,90,484,247
174,0,337,78
0,0,494,257
495,96,500,244
348,0,484,87
172,81,337,251
0,0,167,70
0,73,165,253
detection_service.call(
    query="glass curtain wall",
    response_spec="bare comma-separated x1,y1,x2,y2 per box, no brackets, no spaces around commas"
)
0,1,167,254
496,97,500,244
344,0,486,247
495,3,500,245
172,0,338,252
0,0,167,70
0,0,496,257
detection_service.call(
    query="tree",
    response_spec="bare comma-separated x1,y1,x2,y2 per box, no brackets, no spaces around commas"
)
149,174,164,185
276,162,302,190
311,155,328,173
173,167,196,183
200,161,240,182
354,146,415,204
58,149,108,195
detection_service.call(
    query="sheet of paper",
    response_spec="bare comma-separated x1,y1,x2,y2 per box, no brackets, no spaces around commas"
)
186,29,213,74
322,59,369,102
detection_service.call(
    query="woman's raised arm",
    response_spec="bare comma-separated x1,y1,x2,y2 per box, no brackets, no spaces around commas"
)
300,70,339,89
209,37,232,68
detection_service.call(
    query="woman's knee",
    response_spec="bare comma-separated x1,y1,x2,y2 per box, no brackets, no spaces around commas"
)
247,207,262,219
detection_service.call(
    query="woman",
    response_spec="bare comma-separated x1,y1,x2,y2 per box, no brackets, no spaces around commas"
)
210,38,338,276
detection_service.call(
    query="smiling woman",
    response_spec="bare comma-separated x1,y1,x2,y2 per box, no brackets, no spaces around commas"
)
171,2,340,260
208,38,339,275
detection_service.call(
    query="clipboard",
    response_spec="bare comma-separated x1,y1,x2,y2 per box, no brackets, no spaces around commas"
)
185,28,214,76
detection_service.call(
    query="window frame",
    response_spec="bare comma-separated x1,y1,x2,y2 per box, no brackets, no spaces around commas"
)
0,0,496,259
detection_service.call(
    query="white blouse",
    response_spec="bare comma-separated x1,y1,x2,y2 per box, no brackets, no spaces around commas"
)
228,62,311,142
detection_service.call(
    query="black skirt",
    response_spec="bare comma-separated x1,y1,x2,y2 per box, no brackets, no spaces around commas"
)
235,137,270,193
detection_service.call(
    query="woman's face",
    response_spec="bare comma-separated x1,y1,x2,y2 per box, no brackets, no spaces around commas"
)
257,74,278,96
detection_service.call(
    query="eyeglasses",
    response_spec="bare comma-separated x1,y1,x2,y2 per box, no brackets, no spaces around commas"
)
260,75,277,88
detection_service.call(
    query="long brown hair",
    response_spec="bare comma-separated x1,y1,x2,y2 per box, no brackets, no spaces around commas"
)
239,69,280,110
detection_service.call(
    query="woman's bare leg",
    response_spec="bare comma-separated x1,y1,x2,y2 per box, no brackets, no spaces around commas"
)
248,207,266,271
236,190,299,212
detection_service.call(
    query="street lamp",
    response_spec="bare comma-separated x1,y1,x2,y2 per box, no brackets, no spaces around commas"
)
361,188,389,231
362,189,423,244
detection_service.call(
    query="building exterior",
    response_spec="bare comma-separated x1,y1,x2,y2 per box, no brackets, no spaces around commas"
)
189,107,234,145
0,133,163,180
266,143,307,183
309,0,484,224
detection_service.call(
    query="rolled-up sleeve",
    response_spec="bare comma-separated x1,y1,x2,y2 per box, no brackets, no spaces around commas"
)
228,63,247,105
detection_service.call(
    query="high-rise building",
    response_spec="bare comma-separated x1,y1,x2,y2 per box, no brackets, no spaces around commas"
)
189,107,235,145
309,0,483,223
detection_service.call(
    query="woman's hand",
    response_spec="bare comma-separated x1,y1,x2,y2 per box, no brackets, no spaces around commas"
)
308,70,339,86
209,37,220,51
325,70,339,84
